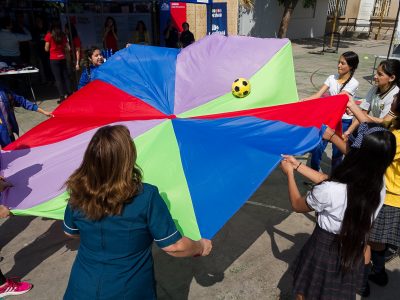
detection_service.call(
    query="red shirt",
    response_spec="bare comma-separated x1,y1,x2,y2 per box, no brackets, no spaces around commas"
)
44,32,67,60
104,31,118,53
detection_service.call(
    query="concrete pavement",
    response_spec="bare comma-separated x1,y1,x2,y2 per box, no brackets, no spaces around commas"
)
1,36,399,299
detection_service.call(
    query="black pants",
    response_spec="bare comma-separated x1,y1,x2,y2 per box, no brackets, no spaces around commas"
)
50,59,72,100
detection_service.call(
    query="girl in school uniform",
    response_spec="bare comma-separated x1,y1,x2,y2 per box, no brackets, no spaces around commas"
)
344,94,400,294
344,59,400,138
304,51,360,171
281,122,396,299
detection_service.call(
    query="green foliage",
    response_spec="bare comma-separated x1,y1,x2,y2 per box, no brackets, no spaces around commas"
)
277,0,317,9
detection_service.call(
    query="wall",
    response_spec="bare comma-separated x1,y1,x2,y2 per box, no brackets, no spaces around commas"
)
186,0,238,41
239,0,329,39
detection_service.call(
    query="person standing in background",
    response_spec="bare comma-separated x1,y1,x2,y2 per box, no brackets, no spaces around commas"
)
44,20,72,104
0,16,31,65
132,20,150,45
103,17,118,53
163,20,179,48
180,22,195,48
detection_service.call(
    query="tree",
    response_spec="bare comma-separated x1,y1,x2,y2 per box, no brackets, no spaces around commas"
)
277,0,316,38
239,0,317,38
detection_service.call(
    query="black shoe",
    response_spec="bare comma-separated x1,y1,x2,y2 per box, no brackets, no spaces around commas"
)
357,282,370,298
369,269,388,286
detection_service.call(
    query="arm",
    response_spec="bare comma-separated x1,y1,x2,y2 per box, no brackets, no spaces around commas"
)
280,160,313,213
44,41,50,52
36,107,53,117
322,126,348,155
281,155,328,184
74,38,81,70
11,92,37,111
162,237,211,257
149,187,212,257
75,47,80,70
301,84,329,101
343,98,370,138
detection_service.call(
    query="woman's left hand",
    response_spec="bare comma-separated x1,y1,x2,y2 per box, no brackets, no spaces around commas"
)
280,159,294,176
75,64,80,71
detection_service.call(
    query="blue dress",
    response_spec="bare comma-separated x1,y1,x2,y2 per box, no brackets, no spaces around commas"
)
63,183,182,300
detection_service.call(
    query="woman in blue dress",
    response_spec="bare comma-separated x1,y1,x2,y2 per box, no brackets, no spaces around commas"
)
63,125,212,300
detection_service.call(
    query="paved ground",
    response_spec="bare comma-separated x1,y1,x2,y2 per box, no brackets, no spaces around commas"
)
0,36,399,299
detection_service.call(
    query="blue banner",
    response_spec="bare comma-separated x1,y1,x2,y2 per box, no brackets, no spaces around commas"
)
159,0,171,47
207,2,227,36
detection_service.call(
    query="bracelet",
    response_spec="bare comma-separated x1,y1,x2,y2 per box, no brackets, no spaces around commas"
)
328,131,336,142
295,162,302,171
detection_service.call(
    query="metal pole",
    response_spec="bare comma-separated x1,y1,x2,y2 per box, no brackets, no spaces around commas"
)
375,0,387,40
330,0,340,48
387,0,400,59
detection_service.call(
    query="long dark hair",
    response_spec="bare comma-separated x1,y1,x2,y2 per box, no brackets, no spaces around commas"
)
67,125,142,220
104,16,117,34
339,51,359,92
84,46,101,80
50,20,65,45
378,59,400,93
136,20,147,32
328,123,396,272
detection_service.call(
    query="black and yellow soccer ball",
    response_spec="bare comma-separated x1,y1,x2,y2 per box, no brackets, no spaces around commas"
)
232,78,251,98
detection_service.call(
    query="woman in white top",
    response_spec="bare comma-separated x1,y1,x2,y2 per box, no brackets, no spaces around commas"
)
344,59,400,138
304,51,359,172
280,122,396,300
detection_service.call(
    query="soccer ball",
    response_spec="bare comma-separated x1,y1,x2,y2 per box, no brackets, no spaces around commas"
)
232,78,251,98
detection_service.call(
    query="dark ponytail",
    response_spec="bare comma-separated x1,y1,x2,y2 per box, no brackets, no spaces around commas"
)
339,51,359,92
329,123,396,272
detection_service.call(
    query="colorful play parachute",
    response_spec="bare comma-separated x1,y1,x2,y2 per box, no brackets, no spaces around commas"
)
0,35,347,240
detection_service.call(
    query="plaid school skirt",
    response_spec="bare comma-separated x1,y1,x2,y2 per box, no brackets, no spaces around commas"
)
291,225,363,300
369,204,400,247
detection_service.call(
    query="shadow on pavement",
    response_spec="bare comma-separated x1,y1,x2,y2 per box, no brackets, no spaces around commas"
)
5,220,79,279
154,167,310,299
0,216,36,249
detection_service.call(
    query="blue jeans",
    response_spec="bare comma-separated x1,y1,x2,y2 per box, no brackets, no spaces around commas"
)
310,119,352,171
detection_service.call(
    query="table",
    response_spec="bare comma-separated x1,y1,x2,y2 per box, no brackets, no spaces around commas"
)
371,55,400,83
0,67,39,102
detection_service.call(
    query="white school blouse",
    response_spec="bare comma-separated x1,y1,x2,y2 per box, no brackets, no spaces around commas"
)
324,74,359,120
360,85,399,118
306,181,385,234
